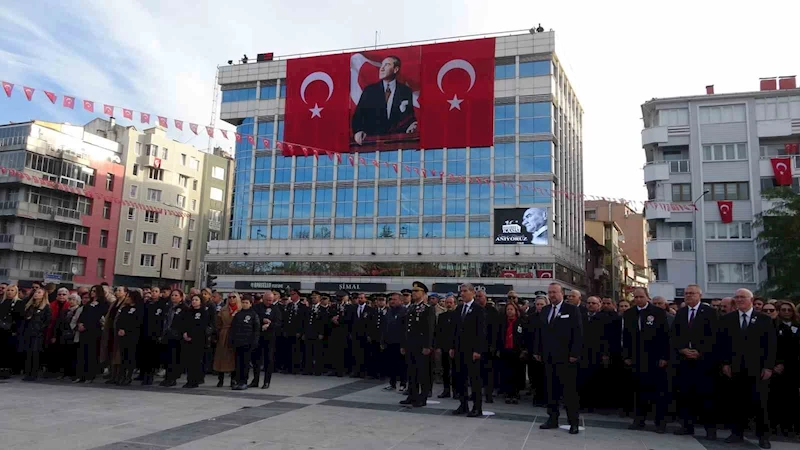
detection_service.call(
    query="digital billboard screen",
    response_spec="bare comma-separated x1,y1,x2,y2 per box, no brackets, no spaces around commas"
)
494,207,548,246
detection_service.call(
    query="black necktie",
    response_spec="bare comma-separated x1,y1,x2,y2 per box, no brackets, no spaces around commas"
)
548,306,556,323
461,305,468,319
688,308,695,327
741,313,748,330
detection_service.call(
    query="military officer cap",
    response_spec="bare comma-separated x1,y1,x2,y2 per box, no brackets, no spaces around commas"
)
401,289,412,295
290,288,301,296
412,281,429,293
335,290,350,298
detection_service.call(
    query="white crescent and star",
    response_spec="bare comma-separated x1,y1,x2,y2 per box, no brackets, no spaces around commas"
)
720,205,730,213
776,162,788,173
300,71,334,119
437,59,476,111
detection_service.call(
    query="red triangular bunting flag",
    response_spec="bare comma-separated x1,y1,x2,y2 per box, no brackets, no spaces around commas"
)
122,108,133,119
44,91,57,104
189,123,198,135
234,133,241,143
23,86,34,101
302,147,309,157
405,165,411,173
174,119,183,130
262,138,270,148
206,126,214,138
158,116,168,128
82,99,94,112
336,153,342,163
103,104,113,115
247,135,255,146
220,130,228,139
141,112,150,124
348,155,355,166
312,148,320,159
2,81,13,97
392,163,399,173
372,159,379,168
326,150,334,160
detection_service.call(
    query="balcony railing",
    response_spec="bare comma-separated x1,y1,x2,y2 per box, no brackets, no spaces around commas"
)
0,200,18,210
52,239,78,250
668,159,690,173
33,237,51,247
672,238,695,252
55,207,81,220
0,234,12,243
38,204,54,215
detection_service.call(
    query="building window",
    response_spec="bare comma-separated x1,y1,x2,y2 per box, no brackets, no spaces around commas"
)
375,223,394,238
315,188,333,218
446,148,466,176
334,224,352,239
191,199,196,211
129,185,138,198
147,168,164,181
469,221,490,238
147,189,162,202
356,152,376,180
124,229,133,243
699,104,746,124
313,224,331,239
208,231,219,241
520,181,552,204
760,177,800,194
178,175,189,188
102,201,111,219
275,156,292,183
519,60,550,77
105,174,114,191
378,150,398,179
254,156,271,184
494,143,515,174
140,254,155,267
337,156,354,181
295,156,314,183
169,257,180,270
293,189,312,218
377,186,397,217
445,221,465,237
144,211,159,223
519,141,551,173
96,258,105,278
189,158,198,170
221,87,257,102
495,63,515,80
494,183,516,205
132,164,138,176
401,149,420,179
446,183,466,214
519,102,551,134
470,183,490,214
704,182,749,201
98,230,108,248
292,224,311,239
251,191,269,220
271,225,289,239
176,194,186,208
425,149,444,175
181,154,187,166
657,108,689,126
422,222,441,238
189,219,195,231
316,156,334,182
336,187,354,217
143,232,157,245
755,96,800,121
399,221,419,238
145,144,159,157
702,143,748,161
705,221,753,240
187,239,192,250
192,179,198,191
134,142,142,156
172,236,182,248
175,216,185,228
272,190,290,219
356,187,374,216
251,225,267,240
708,263,754,283
400,186,419,216
355,223,373,239
469,147,490,176
279,84,286,98
185,259,192,271
495,104,516,136
122,251,131,266
127,207,135,220
671,184,692,202
212,166,225,180
260,84,277,99
423,185,442,215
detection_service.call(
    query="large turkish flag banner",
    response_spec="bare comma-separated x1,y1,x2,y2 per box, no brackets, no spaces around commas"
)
419,38,495,149
770,157,793,186
284,53,351,154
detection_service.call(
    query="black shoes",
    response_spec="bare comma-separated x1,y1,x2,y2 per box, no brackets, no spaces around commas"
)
233,384,248,391
182,382,198,389
247,380,259,388
383,385,396,391
466,409,482,418
674,427,694,436
452,405,468,415
485,395,493,404
654,424,666,434
539,421,559,430
412,400,426,408
399,398,414,406
758,438,771,449
724,434,744,444
628,421,646,431
437,390,451,398
160,379,176,387
261,382,270,389
569,425,579,435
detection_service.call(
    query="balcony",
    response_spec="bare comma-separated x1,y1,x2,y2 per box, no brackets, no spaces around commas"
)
55,207,81,221
668,159,690,174
32,237,51,248
759,155,799,177
649,281,676,301
672,238,695,252
642,126,668,146
52,239,78,250
647,239,674,260
209,220,222,231
643,161,669,183
644,204,671,220
0,200,18,211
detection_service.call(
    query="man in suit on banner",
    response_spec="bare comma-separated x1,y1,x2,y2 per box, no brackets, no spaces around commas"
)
352,56,417,145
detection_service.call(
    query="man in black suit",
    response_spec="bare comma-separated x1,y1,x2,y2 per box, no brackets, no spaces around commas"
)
476,290,500,404
250,290,283,389
578,296,614,411
718,288,776,449
671,284,718,440
434,296,457,398
450,283,487,417
624,287,671,433
534,283,583,434
352,56,417,145
400,282,435,407
350,293,372,378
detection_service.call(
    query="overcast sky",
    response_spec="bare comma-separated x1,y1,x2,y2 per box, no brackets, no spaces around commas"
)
1,0,798,201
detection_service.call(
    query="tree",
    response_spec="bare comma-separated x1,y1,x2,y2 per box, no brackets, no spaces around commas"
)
754,187,800,300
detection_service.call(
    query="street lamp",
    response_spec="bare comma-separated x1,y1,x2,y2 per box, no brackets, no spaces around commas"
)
158,252,169,285
693,190,711,289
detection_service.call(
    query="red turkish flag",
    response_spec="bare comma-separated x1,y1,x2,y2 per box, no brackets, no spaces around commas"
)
717,201,733,224
247,135,255,146
189,123,198,135
44,91,57,103
141,112,150,124
63,96,75,109
220,130,228,139
206,126,214,137
158,116,168,128
23,86,34,101
103,104,113,115
122,108,133,120
283,53,351,155
770,158,793,186
419,38,495,149
1,81,13,97
262,138,270,148
785,143,799,154
174,119,183,130
234,133,241,143
83,100,94,112
536,269,553,279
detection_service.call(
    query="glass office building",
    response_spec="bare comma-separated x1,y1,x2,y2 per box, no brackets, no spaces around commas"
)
207,30,585,297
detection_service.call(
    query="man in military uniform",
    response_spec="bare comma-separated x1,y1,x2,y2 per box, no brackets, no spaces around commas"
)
249,290,283,389
400,282,435,407
401,289,412,309
383,292,407,390
351,293,372,378
283,289,307,374
303,293,327,375
327,292,354,377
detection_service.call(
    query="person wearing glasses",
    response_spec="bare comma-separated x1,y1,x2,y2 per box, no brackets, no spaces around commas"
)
770,300,799,437
213,293,240,387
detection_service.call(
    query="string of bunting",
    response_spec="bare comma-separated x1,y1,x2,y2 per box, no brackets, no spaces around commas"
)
3,79,693,211
0,165,192,217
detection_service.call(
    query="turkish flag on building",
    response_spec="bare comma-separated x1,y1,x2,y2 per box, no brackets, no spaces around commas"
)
785,143,799,154
717,201,733,223
770,157,793,186
419,38,495,149
283,53,351,155
536,269,553,279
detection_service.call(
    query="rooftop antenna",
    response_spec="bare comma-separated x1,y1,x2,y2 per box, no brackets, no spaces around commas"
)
375,30,380,48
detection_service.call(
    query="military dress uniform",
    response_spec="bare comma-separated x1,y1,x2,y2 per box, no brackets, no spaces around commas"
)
369,302,388,378
304,303,328,375
400,282,436,407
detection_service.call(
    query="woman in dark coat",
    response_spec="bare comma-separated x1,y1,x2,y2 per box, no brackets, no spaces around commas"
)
230,296,260,390
102,286,127,384
1,285,24,377
181,294,212,388
115,289,144,386
496,303,528,403
18,288,51,381
770,300,799,436
75,285,109,383
53,293,81,380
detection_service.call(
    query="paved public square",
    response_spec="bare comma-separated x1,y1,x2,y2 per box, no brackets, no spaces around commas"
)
0,375,796,450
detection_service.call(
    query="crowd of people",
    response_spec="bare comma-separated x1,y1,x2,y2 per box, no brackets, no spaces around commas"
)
0,280,797,448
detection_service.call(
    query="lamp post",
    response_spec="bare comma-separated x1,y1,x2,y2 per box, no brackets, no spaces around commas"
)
692,190,711,289
158,252,169,286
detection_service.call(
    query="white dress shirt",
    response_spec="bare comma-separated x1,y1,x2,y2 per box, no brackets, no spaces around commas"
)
383,79,397,119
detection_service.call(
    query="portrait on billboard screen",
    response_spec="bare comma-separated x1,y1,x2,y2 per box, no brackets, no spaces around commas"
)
494,207,548,245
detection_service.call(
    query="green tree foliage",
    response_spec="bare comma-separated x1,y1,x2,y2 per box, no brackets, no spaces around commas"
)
754,188,800,300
